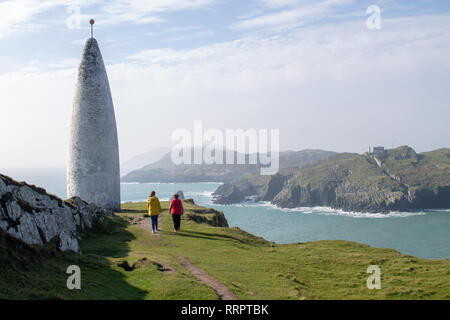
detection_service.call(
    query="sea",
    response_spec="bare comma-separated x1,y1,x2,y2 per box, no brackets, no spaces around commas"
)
3,168,450,259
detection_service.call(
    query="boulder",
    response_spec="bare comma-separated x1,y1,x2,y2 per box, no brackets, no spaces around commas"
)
0,174,113,253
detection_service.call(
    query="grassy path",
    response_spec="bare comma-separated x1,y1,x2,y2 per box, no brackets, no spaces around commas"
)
133,210,238,300
112,201,450,300
178,256,238,300
1,199,449,299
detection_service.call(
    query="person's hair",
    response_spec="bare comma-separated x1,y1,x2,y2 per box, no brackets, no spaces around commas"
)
174,193,179,199
150,191,156,197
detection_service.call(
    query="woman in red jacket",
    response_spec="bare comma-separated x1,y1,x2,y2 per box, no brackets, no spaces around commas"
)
168,193,184,232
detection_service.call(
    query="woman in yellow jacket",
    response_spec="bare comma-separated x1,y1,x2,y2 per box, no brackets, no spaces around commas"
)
147,191,162,234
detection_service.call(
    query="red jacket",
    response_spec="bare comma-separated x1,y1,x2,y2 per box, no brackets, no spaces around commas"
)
170,199,183,215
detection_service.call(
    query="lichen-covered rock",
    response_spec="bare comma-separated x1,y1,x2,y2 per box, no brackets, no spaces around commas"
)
0,174,113,252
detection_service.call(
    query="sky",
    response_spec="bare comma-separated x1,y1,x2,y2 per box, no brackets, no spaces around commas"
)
0,0,449,169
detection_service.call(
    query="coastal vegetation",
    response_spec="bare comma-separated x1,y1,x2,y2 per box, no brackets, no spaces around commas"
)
214,146,450,213
1,200,449,299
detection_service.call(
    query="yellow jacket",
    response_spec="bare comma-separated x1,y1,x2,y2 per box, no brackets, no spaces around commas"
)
147,196,162,216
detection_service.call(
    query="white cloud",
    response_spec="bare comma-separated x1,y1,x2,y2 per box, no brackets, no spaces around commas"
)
0,0,216,39
101,0,215,14
0,0,48,38
259,0,307,9
232,0,355,30
89,0,217,26
161,29,215,42
1,12,450,168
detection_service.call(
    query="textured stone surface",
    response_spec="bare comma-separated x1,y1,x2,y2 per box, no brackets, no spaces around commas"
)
213,147,450,213
0,174,114,252
67,38,120,210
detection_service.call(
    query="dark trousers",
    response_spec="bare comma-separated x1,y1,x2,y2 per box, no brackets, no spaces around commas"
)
150,215,158,231
172,214,181,231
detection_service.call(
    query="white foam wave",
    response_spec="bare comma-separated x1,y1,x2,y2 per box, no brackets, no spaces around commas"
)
121,182,178,185
187,191,214,197
121,200,146,204
121,197,172,204
427,208,450,212
223,201,429,218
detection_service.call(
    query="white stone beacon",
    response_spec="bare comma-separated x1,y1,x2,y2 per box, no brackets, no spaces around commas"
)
67,22,120,210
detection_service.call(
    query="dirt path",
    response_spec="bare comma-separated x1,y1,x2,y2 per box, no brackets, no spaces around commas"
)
130,214,175,274
130,215,164,236
132,214,238,300
178,256,238,300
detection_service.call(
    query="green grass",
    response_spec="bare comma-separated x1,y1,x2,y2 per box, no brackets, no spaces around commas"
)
1,200,449,300
421,148,450,166
376,146,450,190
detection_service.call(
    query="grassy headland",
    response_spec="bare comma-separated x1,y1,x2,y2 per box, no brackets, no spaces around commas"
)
215,146,450,213
1,200,449,300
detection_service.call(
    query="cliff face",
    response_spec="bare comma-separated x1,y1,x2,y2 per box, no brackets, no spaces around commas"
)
182,199,229,227
213,184,247,204
214,147,450,213
213,173,288,204
0,174,113,252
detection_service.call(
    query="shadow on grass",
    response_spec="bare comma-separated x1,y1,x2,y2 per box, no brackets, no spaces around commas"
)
76,215,149,299
0,215,148,300
172,229,249,245
119,209,147,214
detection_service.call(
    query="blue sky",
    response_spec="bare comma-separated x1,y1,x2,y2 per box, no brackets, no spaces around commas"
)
0,0,450,168
1,0,449,70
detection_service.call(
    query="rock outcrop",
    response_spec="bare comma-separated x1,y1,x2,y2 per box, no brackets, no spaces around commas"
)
0,174,113,252
213,147,450,213
213,184,247,205
185,205,229,227
176,190,185,200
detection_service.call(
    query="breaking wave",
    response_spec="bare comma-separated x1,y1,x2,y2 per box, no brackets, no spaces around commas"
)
226,201,428,218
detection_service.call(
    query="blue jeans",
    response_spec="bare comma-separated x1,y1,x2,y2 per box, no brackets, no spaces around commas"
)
150,215,158,231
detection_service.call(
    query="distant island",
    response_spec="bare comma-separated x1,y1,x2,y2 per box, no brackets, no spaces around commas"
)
121,149,336,183
123,146,450,214
213,146,450,213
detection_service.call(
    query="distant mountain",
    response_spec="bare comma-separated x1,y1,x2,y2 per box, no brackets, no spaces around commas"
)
121,149,336,183
121,147,170,175
213,146,450,213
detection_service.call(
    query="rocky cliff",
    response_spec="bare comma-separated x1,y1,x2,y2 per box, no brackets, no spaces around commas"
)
213,147,450,213
182,199,229,227
0,174,113,252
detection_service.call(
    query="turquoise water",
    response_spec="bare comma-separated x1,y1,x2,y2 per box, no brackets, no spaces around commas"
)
120,182,450,259
3,169,449,259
